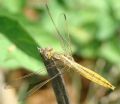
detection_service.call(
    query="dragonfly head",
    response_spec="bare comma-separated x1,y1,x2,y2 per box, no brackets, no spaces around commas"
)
38,47,54,59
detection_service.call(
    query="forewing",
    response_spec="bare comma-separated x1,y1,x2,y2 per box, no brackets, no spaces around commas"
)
45,4,72,57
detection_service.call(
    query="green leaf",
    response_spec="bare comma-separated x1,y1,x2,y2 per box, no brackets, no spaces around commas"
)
0,16,47,75
99,41,120,65
0,0,24,13
96,15,116,40
75,42,99,59
70,26,94,45
110,0,120,21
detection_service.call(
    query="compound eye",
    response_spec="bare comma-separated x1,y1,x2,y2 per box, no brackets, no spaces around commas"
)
44,52,48,58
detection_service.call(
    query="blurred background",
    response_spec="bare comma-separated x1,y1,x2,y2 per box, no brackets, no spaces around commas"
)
0,0,120,104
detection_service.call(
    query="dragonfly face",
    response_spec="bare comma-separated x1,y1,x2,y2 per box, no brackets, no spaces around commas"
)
39,48,54,59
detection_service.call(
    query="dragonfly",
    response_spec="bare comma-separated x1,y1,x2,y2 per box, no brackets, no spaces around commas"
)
9,4,115,95
36,4,115,91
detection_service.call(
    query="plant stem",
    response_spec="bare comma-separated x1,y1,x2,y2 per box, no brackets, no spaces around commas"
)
39,50,70,104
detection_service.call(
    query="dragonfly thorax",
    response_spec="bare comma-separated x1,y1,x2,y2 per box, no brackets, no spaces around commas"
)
63,54,74,61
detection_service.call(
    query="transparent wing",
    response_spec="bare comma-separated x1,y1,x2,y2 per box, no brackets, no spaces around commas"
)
27,69,65,96
45,4,72,57
58,13,72,56
13,68,47,81
4,68,47,89
27,73,60,96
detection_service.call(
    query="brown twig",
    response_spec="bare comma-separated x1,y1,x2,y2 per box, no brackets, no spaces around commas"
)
39,49,70,104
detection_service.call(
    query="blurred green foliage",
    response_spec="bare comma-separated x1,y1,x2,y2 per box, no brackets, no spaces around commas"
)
0,0,120,75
